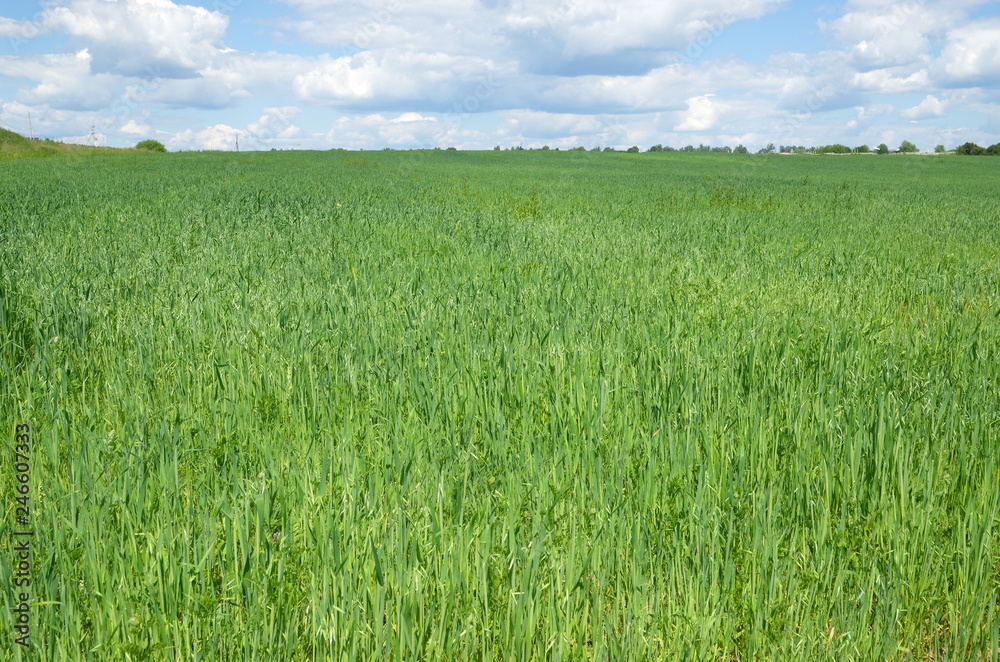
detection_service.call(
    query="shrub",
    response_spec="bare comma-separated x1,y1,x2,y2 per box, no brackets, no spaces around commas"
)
136,139,167,152
955,142,985,156
816,144,852,154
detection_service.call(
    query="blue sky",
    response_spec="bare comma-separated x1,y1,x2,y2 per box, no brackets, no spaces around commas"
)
1,0,998,151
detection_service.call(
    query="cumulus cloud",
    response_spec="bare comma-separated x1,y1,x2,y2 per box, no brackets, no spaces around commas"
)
851,67,931,94
246,107,303,146
821,5,934,69
498,110,610,139
317,112,493,149
0,50,117,110
846,103,895,129
900,94,946,120
675,95,723,131
0,17,46,39
41,0,231,77
278,0,787,76
167,124,243,151
120,119,151,135
293,50,505,108
508,0,786,62
934,18,1000,86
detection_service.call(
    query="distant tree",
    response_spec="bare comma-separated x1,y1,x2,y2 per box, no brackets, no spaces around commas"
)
681,145,695,152
759,143,776,154
494,145,501,151
898,140,918,153
648,144,663,152
817,144,852,154
954,142,985,155
711,146,732,153
934,144,945,153
876,143,889,155
626,145,640,153
985,143,1000,155
135,139,166,152
541,145,550,151
446,146,457,151
854,145,870,153
590,147,600,152
603,146,615,152
733,144,749,154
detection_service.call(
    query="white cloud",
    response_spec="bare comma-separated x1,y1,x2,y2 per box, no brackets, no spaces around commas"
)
0,17,46,39
120,119,151,135
0,49,117,110
900,94,946,120
851,68,930,94
167,124,243,151
498,110,608,139
293,50,504,107
822,6,933,69
846,103,895,129
246,107,303,146
935,18,1000,86
511,0,786,61
41,0,230,77
675,94,722,131
317,112,494,149
278,0,787,76
494,109,669,149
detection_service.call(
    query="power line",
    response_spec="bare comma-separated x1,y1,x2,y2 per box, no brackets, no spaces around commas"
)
0,117,28,135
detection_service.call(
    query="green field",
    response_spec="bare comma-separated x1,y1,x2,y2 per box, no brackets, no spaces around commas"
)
1,150,998,660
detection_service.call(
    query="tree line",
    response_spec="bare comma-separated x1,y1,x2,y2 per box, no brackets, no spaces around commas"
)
495,140,1000,155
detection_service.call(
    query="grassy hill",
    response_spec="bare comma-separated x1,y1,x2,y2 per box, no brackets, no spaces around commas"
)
0,127,141,161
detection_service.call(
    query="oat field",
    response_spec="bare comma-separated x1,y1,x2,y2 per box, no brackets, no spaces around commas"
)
1,150,998,660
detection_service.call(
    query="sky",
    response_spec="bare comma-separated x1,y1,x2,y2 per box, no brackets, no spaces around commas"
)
0,0,998,152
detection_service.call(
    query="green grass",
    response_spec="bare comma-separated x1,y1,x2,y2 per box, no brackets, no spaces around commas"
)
1,150,998,660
